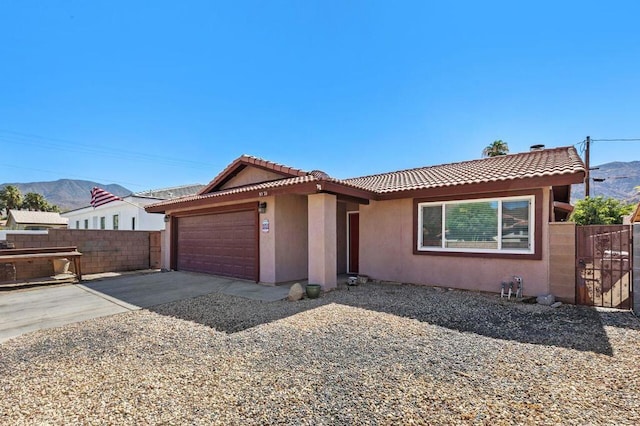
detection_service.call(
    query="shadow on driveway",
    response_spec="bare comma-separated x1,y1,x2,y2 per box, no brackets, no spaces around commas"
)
148,282,639,356
81,270,291,308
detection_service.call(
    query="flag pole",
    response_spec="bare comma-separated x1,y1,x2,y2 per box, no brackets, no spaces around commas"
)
117,198,145,209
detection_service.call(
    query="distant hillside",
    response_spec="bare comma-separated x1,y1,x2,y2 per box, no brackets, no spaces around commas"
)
0,179,131,212
572,161,640,204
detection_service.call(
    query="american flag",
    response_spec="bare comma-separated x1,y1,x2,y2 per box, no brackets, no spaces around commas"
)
90,187,123,208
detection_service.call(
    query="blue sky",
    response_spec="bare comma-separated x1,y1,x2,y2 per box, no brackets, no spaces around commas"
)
1,1,639,192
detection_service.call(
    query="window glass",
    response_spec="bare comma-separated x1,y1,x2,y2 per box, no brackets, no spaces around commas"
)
421,205,442,247
76,220,80,229
445,201,498,250
100,217,105,230
131,217,136,230
418,196,533,253
84,219,89,229
502,200,530,250
113,214,119,230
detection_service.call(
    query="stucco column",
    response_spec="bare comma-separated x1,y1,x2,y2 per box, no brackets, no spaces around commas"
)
634,224,640,315
161,224,171,271
308,193,337,290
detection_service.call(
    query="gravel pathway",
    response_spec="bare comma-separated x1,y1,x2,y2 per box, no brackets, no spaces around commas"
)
1,282,639,425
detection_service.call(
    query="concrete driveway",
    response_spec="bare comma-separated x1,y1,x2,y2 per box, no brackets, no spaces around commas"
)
0,271,292,343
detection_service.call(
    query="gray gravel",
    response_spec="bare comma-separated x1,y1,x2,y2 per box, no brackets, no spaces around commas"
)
1,282,639,425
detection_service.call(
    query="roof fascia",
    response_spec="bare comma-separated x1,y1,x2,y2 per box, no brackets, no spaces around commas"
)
146,179,377,214
147,181,321,213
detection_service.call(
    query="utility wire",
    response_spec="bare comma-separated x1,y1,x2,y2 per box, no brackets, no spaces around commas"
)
591,138,640,142
0,129,221,171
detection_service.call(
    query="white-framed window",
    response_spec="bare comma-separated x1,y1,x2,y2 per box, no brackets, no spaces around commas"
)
75,220,80,229
84,219,89,229
131,217,136,230
113,214,119,230
100,216,106,230
417,195,534,254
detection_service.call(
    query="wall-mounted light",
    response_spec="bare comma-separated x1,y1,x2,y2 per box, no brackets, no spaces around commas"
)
258,202,267,214
164,214,171,223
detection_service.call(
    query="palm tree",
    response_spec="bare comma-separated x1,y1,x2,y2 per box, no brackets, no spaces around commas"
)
0,185,22,216
482,140,509,158
22,192,50,211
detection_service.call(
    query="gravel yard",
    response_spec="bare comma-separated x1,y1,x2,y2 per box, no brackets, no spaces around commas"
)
1,282,639,425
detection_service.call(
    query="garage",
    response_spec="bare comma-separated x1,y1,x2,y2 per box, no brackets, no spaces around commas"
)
175,209,258,281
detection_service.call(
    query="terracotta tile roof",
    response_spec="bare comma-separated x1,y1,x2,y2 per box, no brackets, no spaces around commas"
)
147,146,584,210
199,154,308,194
342,146,585,193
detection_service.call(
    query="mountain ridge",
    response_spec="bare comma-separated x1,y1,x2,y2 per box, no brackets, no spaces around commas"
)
572,160,640,203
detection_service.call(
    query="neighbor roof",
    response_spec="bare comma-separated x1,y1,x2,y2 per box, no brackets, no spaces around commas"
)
133,184,206,199
8,210,68,225
146,146,585,212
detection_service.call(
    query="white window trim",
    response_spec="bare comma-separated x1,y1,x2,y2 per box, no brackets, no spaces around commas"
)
417,194,535,255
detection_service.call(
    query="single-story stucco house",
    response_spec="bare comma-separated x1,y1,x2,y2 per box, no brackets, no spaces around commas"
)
146,145,585,297
6,209,69,230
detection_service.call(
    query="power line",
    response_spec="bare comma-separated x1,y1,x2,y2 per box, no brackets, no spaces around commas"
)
591,138,640,142
0,129,221,171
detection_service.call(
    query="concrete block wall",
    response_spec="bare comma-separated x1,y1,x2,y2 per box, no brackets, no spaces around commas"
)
7,229,161,280
150,231,161,269
548,222,576,304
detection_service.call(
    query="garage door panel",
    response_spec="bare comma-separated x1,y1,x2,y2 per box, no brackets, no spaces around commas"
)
177,210,257,280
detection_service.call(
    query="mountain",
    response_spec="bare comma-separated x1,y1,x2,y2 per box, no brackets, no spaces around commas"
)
572,161,640,204
0,179,131,212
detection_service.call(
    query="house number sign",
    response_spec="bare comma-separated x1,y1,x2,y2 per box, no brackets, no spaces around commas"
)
262,219,270,233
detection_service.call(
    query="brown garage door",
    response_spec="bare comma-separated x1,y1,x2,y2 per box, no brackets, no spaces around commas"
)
176,210,257,281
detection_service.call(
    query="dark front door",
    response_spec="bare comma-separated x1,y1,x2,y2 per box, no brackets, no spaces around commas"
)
576,225,632,309
348,212,359,274
176,210,258,281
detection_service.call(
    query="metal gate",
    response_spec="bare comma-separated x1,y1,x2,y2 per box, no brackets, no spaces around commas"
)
576,225,633,309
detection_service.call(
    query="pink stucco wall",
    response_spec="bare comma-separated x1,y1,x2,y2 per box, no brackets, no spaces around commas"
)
337,202,347,274
274,194,308,282
221,167,285,189
358,191,551,296
308,193,337,289
258,196,276,283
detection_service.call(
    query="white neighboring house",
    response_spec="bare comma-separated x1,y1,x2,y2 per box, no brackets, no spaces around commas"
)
61,184,204,231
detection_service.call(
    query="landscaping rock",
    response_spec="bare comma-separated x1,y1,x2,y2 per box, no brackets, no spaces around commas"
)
287,283,304,301
536,294,556,306
2,282,639,425
551,301,563,308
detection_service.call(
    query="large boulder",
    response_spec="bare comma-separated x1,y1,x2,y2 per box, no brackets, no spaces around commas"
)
287,283,304,301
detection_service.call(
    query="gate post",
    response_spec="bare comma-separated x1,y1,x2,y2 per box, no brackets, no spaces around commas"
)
634,224,640,314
